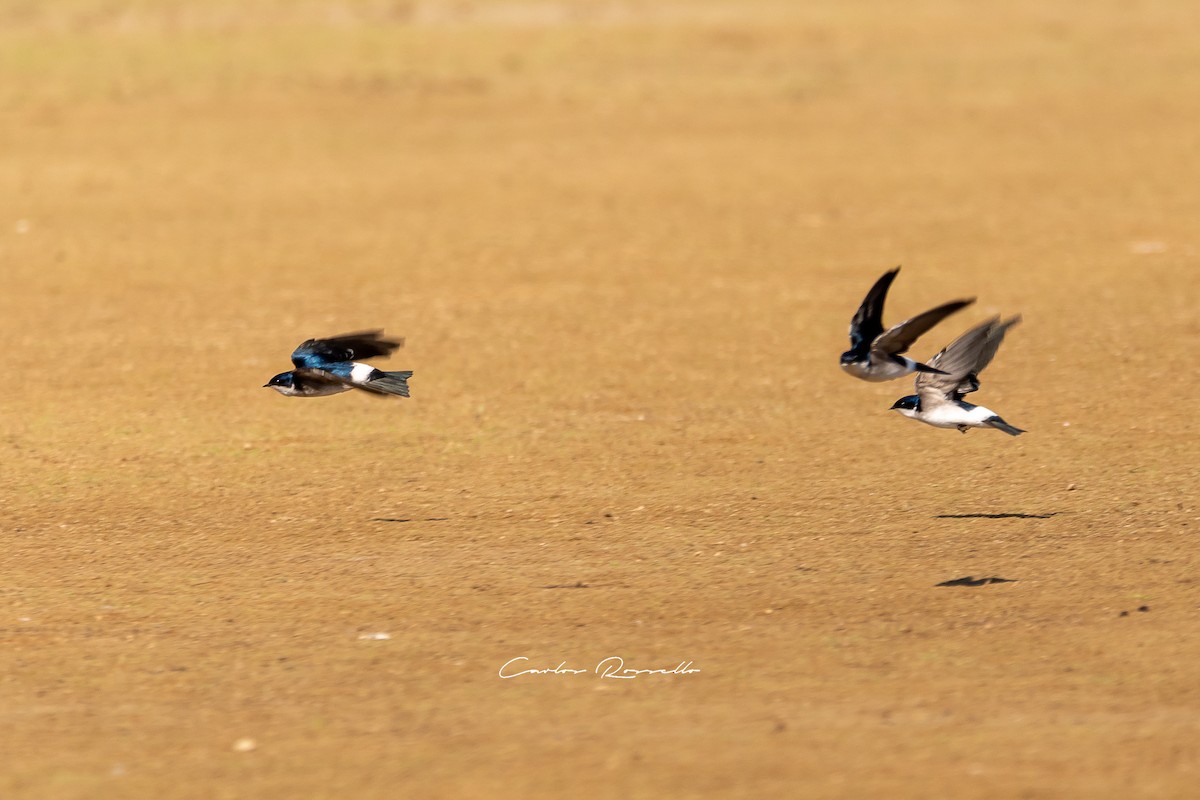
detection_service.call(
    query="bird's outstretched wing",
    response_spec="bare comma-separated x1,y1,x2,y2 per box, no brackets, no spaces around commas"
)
873,298,975,357
969,315,1021,382
915,316,1020,404
291,330,404,369
948,315,1021,398
290,369,354,394
296,367,410,398
847,268,900,352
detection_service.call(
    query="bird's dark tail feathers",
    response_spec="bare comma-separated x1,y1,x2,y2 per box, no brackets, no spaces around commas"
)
912,361,950,376
365,370,413,397
986,416,1025,436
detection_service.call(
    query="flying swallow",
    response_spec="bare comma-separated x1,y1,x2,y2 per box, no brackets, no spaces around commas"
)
265,330,412,398
889,316,1024,435
841,267,975,381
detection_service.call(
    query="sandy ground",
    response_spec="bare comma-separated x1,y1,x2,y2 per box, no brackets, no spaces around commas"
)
1,1,1198,797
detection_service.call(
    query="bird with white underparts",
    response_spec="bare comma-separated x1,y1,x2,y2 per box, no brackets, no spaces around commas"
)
264,330,413,398
889,316,1024,436
841,267,975,382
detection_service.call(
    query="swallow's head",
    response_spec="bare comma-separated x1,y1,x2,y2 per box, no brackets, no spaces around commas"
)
889,395,921,414
839,349,859,366
265,371,294,391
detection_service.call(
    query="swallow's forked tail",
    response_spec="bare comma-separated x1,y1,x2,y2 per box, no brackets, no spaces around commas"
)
365,370,413,397
986,416,1025,436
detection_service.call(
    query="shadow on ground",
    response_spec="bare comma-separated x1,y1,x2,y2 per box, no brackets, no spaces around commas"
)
936,513,1060,520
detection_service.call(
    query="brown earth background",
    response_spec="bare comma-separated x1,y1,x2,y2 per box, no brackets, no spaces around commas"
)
1,1,1198,797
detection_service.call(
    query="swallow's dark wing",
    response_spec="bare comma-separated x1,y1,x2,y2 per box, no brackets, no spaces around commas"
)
915,318,998,405
291,330,404,369
298,368,407,399
970,315,1021,379
290,369,354,395
943,315,1021,399
847,268,900,353
873,298,975,357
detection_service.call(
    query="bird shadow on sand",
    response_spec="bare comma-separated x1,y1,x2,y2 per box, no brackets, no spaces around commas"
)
372,517,450,523
935,512,1060,520
936,576,1016,587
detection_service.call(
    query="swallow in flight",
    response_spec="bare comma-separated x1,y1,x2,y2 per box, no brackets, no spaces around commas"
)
841,267,974,381
890,316,1024,435
265,330,412,398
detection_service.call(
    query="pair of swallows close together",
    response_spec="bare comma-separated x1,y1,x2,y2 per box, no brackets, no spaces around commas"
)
264,266,1023,437
841,267,1025,436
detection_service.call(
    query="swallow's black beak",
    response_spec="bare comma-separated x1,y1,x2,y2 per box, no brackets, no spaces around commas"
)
262,383,271,388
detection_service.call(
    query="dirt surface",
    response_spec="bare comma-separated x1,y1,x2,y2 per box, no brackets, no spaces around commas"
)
2,2,1198,797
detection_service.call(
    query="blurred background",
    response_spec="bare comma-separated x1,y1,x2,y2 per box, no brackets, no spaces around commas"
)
1,2,1197,797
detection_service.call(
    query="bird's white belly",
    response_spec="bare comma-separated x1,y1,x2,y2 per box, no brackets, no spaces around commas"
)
920,403,994,428
841,357,912,382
